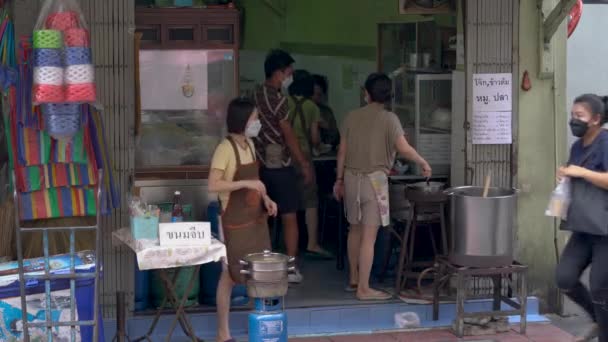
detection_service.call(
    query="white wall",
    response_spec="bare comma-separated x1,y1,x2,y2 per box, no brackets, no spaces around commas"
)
567,4,608,146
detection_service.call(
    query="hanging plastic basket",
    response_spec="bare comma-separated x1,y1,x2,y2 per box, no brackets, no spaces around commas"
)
32,30,63,49
41,103,82,140
45,10,80,31
64,28,90,47
33,48,63,67
64,47,92,66
33,84,65,103
65,83,96,103
65,64,94,84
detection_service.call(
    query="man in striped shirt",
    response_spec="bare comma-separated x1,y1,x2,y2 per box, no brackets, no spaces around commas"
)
253,50,312,283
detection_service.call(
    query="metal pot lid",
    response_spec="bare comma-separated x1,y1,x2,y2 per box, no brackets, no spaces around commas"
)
243,250,290,263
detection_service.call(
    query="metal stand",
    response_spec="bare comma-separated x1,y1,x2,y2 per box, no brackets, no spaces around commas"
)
133,266,203,342
112,291,131,342
432,257,528,337
13,171,103,342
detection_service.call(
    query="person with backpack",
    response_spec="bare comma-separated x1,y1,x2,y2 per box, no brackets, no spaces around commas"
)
288,70,332,259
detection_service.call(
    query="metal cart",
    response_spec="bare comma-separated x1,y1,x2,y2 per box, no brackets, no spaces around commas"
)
12,171,103,342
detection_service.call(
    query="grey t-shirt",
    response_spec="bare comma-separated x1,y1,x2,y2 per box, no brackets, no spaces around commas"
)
341,103,404,174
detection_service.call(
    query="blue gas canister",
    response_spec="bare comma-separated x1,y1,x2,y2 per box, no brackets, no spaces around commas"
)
248,298,288,342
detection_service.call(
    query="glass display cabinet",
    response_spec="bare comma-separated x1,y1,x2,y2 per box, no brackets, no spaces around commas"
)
135,7,240,180
378,20,455,176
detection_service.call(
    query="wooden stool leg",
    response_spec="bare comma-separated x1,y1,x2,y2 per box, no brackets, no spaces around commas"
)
394,218,412,295
320,198,329,245
405,208,418,282
378,225,394,283
439,203,448,255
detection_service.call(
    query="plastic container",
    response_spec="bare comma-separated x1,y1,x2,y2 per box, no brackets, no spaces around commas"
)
130,215,159,240
0,267,104,342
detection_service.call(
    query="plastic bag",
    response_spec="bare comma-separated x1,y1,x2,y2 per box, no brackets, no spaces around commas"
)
545,178,571,220
34,0,88,31
32,0,96,105
394,312,421,329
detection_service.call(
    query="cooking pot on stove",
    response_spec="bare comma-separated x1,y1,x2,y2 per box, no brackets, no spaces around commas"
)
405,181,448,203
240,250,295,298
407,181,445,193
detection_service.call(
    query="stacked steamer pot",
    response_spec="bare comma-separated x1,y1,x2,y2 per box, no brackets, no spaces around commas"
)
240,250,294,342
240,250,294,298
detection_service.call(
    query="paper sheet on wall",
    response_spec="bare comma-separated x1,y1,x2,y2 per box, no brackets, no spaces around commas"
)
472,73,512,144
472,111,512,144
140,50,208,110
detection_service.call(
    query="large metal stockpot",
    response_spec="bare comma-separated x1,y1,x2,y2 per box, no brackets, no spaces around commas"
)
240,250,294,298
445,186,518,267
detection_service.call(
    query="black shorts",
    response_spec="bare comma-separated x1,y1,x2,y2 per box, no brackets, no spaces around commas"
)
260,166,301,215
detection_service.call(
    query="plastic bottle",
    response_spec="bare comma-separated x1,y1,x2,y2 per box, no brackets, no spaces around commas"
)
545,178,570,220
171,191,184,222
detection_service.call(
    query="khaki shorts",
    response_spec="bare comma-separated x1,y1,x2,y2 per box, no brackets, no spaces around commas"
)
344,170,381,227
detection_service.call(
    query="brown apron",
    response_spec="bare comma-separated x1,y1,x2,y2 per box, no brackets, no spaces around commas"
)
220,136,271,283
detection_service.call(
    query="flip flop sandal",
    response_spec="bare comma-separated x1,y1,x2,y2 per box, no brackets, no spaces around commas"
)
305,249,334,260
356,291,392,301
344,284,358,292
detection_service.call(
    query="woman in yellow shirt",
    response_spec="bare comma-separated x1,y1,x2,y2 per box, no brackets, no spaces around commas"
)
208,98,278,342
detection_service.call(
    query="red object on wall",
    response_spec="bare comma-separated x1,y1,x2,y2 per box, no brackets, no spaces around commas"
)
522,71,531,92
568,0,583,38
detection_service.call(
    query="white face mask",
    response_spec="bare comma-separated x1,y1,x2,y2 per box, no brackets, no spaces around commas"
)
281,75,293,90
245,119,262,138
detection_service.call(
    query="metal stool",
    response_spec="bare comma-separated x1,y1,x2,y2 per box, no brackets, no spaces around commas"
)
394,188,448,295
431,257,528,337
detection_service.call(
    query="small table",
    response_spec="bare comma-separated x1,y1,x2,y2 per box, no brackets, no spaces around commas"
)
432,257,528,337
112,228,227,342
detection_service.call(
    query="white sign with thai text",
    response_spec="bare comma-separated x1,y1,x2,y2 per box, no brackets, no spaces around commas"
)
472,73,512,145
472,73,512,112
159,222,211,247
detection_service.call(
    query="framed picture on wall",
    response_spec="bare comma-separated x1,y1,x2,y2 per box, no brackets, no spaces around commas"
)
399,0,456,14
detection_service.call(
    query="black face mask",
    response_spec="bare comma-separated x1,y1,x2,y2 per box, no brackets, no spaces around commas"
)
570,118,590,138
